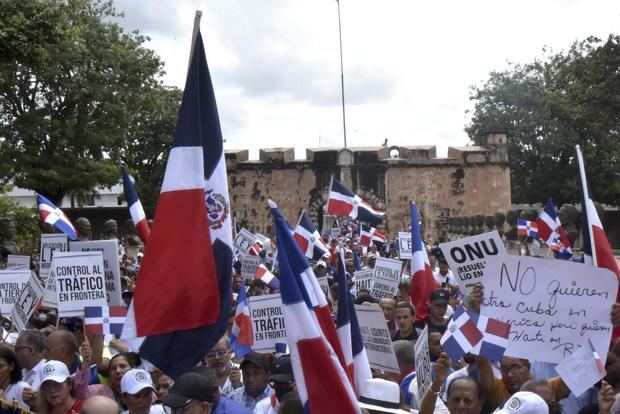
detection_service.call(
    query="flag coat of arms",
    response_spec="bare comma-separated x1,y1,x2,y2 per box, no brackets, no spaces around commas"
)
293,211,330,261
121,167,151,244
121,22,233,378
517,219,538,238
440,306,484,361
36,194,78,240
85,306,127,336
326,178,385,224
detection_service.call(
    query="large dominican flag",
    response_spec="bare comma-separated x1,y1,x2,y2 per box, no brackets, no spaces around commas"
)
410,202,438,321
359,224,386,247
293,211,330,261
576,145,620,342
335,249,372,397
36,194,78,240
121,167,150,244
326,178,385,224
269,199,359,413
121,21,233,378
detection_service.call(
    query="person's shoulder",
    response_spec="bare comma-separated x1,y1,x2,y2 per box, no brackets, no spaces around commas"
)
219,396,251,413
149,404,166,414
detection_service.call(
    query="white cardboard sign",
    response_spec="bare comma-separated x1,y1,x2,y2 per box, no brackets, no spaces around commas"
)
241,255,261,281
415,325,433,399
0,270,30,315
70,240,122,306
39,234,68,279
371,257,402,299
439,231,507,294
6,255,30,270
248,293,287,353
354,269,374,292
480,255,617,364
398,232,412,259
234,229,257,255
355,305,399,373
11,272,45,332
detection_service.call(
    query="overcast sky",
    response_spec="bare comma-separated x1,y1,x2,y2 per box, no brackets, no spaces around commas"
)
112,0,619,159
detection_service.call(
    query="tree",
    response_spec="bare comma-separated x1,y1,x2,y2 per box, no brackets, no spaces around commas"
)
466,35,620,206
0,0,166,204
0,185,38,252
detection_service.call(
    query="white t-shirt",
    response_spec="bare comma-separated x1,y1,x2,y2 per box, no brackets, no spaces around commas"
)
253,395,278,414
4,381,31,409
433,270,455,287
22,359,45,391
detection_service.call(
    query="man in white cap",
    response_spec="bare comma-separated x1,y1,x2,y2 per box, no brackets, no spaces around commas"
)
120,369,164,414
358,378,412,414
495,392,549,414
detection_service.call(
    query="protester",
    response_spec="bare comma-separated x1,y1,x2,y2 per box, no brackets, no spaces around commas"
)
379,298,397,337
204,337,242,397
495,391,549,414
391,340,416,407
191,366,248,414
15,329,46,391
108,353,142,406
414,289,450,334
419,353,467,414
228,352,273,410
357,378,409,413
37,360,84,414
433,259,456,291
392,302,418,341
154,375,172,401
120,369,164,414
254,355,295,414
81,395,122,414
0,347,32,409
520,380,561,414
276,391,302,414
396,280,410,303
161,373,213,414
45,331,82,374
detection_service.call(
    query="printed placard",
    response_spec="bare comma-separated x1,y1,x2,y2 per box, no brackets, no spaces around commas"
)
11,272,45,332
42,267,58,308
53,251,107,317
439,231,507,294
0,270,30,315
355,305,399,373
70,240,122,306
234,229,257,255
371,257,402,299
241,255,261,281
354,269,374,292
398,232,412,259
248,293,286,353
39,234,68,279
480,255,617,364
6,255,30,270
415,325,432,398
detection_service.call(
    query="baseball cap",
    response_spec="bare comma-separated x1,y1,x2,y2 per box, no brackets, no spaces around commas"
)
161,373,213,409
270,356,293,383
430,288,450,305
316,260,327,268
121,369,155,395
240,352,270,371
40,360,70,385
496,391,548,414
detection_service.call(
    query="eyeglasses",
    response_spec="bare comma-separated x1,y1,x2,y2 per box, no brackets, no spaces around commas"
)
205,350,228,359
500,364,527,375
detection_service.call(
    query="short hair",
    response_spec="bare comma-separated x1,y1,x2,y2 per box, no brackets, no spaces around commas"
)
19,330,46,353
398,280,410,291
110,352,141,369
447,376,482,400
521,379,552,393
279,391,303,414
392,340,415,367
438,258,449,266
56,330,79,354
395,301,415,316
0,347,22,384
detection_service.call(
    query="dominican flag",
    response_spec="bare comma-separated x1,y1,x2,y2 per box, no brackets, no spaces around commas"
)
121,23,233,378
255,263,280,292
440,306,484,361
359,224,386,247
576,145,620,342
335,249,372,396
352,248,362,271
589,339,606,374
231,280,253,358
469,311,511,361
36,194,78,240
410,202,438,321
269,199,359,413
537,198,572,259
326,178,384,224
517,219,538,238
293,211,330,261
84,306,127,336
121,167,151,244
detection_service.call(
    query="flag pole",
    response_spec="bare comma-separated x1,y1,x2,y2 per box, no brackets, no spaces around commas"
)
336,0,347,148
187,10,203,76
575,145,597,266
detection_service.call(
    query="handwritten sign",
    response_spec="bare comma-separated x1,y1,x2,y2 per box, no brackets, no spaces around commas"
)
70,240,122,306
355,305,399,373
398,232,412,259
39,234,68,279
248,293,286,353
371,257,402,299
241,255,261,281
53,251,107,317
415,325,432,399
354,269,374,292
555,341,607,397
480,255,617,364
6,255,30,270
11,272,45,332
439,231,507,294
234,229,256,255
0,270,30,315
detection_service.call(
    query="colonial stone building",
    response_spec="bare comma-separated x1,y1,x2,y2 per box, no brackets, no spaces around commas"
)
225,129,511,240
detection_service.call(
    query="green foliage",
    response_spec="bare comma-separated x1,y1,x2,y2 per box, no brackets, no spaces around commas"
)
466,35,620,206
0,188,38,252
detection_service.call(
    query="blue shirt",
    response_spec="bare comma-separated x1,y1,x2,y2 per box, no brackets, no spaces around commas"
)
213,396,250,414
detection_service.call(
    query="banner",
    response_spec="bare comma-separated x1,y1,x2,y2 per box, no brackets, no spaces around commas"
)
39,234,68,279
248,293,287,353
241,255,261,281
371,257,402,299
6,255,30,270
480,255,617,364
398,232,412,259
0,270,30,315
355,305,399,373
234,229,257,255
53,251,107,317
70,240,122,306
415,325,432,399
354,269,374,292
11,272,45,332
439,230,507,294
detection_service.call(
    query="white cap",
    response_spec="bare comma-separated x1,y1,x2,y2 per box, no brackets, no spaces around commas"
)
358,378,410,414
40,360,70,385
316,260,327,268
121,369,156,395
496,392,548,414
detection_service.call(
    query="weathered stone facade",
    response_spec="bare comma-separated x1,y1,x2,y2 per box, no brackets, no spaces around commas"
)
226,132,511,241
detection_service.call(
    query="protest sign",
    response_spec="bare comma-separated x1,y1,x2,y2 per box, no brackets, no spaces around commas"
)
11,272,44,332
355,305,399,373
439,230,507,294
398,232,412,259
42,267,58,308
39,234,68,279
6,255,30,270
415,325,432,399
317,276,329,299
70,240,122,306
480,255,617,364
555,341,607,397
241,255,261,281
248,293,286,353
371,257,402,299
0,270,30,315
354,269,374,292
330,227,339,239
234,229,257,255
53,251,107,317
255,233,272,254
